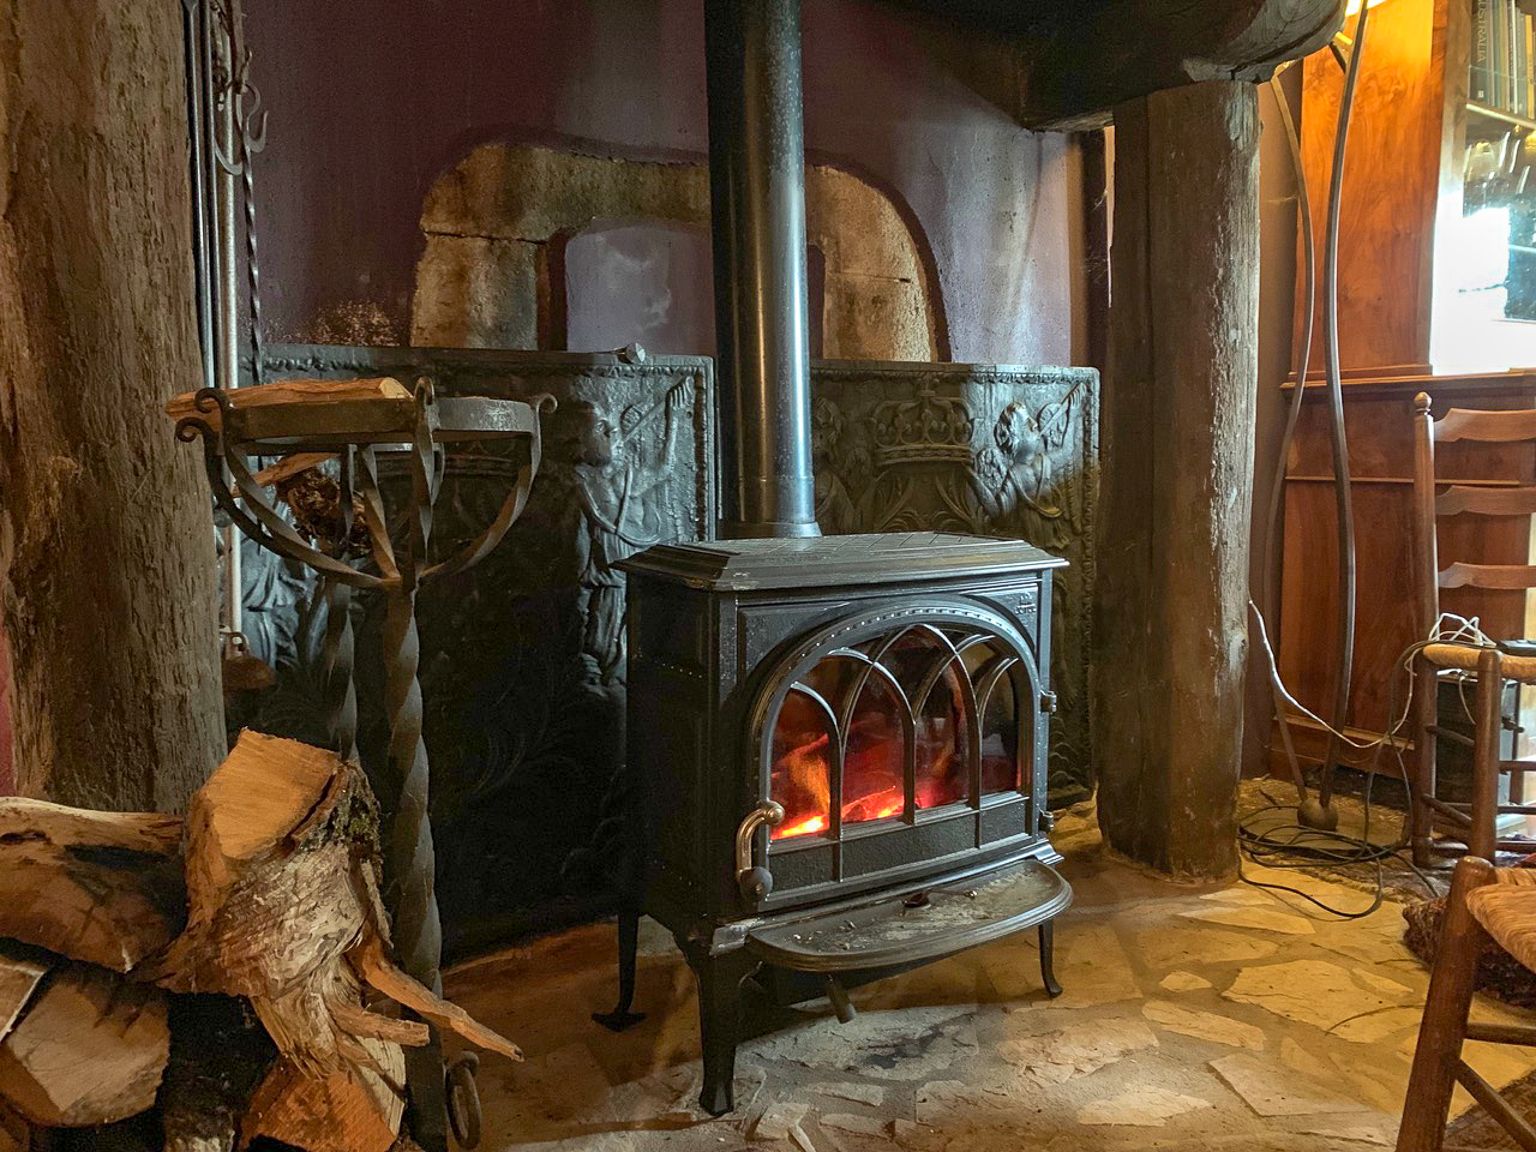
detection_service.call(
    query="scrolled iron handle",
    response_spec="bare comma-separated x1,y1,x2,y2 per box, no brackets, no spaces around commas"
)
734,801,784,905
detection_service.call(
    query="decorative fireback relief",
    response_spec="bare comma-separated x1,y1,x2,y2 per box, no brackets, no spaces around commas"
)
605,532,1072,1117
240,346,1095,959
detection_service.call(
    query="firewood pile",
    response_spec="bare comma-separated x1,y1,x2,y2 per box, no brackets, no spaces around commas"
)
0,731,519,1152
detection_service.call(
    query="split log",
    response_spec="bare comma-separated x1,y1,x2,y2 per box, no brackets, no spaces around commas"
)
166,378,410,432
0,949,47,1046
149,732,383,1074
242,1040,406,1152
348,935,517,1062
160,994,276,1152
0,799,184,972
0,967,168,1127
150,731,517,1082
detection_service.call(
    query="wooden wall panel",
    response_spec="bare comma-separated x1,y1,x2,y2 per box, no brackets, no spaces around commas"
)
1294,0,1459,375
1276,376,1536,766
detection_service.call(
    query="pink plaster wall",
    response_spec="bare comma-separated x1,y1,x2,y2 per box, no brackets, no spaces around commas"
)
246,0,1082,364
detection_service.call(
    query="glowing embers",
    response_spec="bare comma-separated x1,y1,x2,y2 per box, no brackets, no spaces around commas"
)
770,629,991,842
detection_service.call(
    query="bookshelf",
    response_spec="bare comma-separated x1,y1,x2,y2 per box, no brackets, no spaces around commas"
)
1470,0,1534,115
1459,0,1536,356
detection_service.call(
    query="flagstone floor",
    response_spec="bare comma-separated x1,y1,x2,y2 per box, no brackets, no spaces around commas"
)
445,804,1536,1152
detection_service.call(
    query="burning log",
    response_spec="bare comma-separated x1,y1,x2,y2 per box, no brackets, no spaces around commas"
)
0,731,519,1152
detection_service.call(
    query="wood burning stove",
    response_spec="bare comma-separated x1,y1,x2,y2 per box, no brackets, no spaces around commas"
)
600,532,1071,1114
589,1,1071,1114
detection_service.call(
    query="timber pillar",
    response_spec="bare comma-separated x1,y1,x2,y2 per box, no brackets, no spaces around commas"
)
0,1,225,811
1093,80,1260,877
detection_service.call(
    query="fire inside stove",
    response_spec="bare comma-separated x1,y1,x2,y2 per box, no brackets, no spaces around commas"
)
770,630,1022,841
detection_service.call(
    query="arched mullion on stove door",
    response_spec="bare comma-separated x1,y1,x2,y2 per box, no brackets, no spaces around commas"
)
784,681,842,841
907,630,983,812
827,646,915,831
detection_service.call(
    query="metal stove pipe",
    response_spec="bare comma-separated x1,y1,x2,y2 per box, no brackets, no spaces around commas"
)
705,0,821,539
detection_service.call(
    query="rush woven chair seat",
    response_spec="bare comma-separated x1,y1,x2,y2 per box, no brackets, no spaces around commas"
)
1399,856,1536,1150
1410,394,1536,867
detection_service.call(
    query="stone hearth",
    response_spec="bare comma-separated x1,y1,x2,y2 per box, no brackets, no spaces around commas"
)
441,795,1536,1152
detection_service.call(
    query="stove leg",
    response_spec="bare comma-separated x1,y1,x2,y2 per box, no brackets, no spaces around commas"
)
1039,919,1062,998
690,950,755,1117
593,906,646,1032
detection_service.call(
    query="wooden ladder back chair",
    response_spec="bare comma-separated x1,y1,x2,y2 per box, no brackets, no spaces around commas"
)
1410,392,1536,868
1398,855,1536,1151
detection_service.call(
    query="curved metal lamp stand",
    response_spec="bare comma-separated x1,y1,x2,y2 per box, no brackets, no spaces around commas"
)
177,377,552,1151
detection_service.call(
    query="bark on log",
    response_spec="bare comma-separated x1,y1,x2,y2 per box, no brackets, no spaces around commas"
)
0,0,225,811
1093,81,1261,878
0,967,169,1127
0,799,184,972
159,994,275,1152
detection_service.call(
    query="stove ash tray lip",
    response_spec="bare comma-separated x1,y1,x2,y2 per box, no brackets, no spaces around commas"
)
742,854,1071,974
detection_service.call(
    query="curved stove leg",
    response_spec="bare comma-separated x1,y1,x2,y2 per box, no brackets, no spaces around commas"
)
687,948,757,1117
1039,919,1063,999
594,906,646,1031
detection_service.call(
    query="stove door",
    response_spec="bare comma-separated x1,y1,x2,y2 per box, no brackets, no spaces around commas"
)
746,598,1047,910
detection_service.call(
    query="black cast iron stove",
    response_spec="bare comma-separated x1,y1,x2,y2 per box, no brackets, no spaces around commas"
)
599,532,1072,1114
591,0,1072,1114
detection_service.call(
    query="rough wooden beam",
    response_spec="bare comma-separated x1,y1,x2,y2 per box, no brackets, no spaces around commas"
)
1093,81,1261,878
894,0,1344,129
0,0,225,811
1032,0,1343,127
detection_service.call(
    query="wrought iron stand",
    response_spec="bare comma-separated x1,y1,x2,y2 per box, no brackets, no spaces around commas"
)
177,378,551,1151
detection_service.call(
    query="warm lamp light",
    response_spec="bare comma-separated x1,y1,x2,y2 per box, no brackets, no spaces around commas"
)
1344,0,1390,13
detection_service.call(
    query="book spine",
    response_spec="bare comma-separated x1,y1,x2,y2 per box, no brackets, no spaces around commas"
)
1475,0,1492,103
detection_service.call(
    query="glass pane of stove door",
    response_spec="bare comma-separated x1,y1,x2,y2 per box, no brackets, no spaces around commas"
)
770,686,835,841
980,671,1022,794
885,631,969,811
840,669,909,826
912,664,970,812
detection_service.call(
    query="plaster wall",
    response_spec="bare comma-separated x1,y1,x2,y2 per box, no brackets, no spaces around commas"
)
245,0,1082,365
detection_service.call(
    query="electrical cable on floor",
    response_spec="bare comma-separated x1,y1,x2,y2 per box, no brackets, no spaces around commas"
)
1241,603,1491,912
1237,3,1459,913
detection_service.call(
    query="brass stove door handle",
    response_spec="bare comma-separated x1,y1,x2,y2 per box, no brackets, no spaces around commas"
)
734,801,785,905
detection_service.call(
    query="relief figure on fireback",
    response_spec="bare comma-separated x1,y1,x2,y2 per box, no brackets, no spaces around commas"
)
558,378,695,691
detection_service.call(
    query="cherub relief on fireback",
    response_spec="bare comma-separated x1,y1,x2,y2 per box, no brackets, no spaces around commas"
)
975,386,1082,551
557,378,695,690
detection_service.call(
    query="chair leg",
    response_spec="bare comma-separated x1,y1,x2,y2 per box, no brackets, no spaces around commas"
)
1396,855,1496,1152
1413,655,1439,869
1470,651,1504,860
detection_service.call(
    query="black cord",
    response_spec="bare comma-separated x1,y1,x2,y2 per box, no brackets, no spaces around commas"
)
1237,635,1485,913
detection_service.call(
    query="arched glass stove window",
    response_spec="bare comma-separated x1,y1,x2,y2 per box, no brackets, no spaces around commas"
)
768,619,1031,844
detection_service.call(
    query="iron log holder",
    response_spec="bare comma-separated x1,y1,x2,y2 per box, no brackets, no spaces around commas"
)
177,379,552,1152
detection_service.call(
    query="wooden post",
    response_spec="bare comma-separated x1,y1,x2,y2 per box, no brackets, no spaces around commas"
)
0,0,225,810
1094,81,1260,877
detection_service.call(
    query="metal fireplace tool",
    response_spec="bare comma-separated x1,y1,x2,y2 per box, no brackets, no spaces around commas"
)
175,377,551,1151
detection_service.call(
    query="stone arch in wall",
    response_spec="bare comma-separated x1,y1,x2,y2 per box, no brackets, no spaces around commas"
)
411,141,942,361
